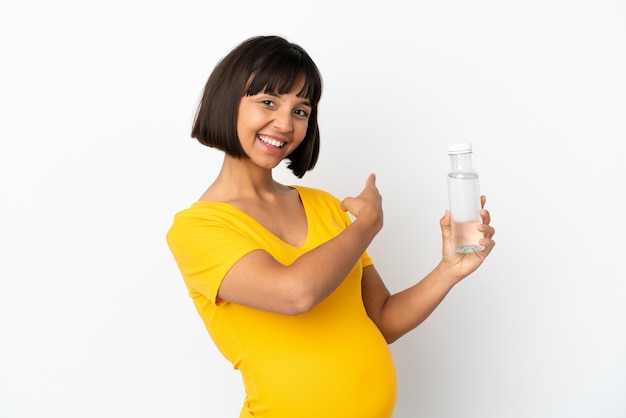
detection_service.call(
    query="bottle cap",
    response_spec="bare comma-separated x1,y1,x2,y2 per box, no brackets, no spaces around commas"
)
448,143,473,154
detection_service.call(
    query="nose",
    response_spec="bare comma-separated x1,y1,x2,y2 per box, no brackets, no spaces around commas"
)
273,109,293,133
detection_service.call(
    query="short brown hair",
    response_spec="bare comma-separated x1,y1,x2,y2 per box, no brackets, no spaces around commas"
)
191,36,323,178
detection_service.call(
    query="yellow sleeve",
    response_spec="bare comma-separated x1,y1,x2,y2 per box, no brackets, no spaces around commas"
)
166,208,262,305
361,251,374,269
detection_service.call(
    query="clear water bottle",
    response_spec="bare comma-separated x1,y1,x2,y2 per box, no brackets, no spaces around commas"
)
447,143,485,253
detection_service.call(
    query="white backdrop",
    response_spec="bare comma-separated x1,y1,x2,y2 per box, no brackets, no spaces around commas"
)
1,1,625,417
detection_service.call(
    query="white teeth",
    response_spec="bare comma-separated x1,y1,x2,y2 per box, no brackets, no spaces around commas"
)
259,135,285,148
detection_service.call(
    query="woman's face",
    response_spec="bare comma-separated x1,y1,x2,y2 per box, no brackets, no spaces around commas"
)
236,79,312,171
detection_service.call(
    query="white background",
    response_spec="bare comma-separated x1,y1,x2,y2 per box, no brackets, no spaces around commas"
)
1,1,625,417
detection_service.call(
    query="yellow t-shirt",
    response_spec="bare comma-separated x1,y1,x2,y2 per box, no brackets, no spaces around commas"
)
167,186,397,418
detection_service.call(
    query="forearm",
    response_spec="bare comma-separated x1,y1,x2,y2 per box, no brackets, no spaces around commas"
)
367,202,494,342
377,262,459,343
288,214,381,309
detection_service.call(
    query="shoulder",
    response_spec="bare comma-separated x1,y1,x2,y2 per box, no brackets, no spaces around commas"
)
166,202,247,244
169,201,233,224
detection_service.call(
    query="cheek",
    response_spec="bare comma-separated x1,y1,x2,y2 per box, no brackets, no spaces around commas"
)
236,113,263,140
294,121,310,144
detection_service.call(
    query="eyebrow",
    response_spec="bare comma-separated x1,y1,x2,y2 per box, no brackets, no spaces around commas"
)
263,91,312,108
297,98,313,108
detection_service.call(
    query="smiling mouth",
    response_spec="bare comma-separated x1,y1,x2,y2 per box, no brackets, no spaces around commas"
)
258,135,285,148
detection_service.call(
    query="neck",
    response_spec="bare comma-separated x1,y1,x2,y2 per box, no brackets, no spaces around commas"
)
209,155,285,201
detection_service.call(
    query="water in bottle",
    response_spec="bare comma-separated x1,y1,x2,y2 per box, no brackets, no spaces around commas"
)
447,143,485,253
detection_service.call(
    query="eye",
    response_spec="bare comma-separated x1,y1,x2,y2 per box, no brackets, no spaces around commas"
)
294,108,309,118
261,99,276,107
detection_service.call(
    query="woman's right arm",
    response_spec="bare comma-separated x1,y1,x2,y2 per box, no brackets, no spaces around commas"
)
217,174,382,315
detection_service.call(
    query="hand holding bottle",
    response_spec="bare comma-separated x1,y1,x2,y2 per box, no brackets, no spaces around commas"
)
439,195,496,284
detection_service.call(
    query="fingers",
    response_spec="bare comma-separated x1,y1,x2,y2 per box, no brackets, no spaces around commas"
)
478,197,494,240
479,209,495,246
480,234,496,255
479,224,495,241
366,173,377,187
440,209,451,228
362,173,379,198
339,197,350,212
480,208,491,225
479,195,491,226
339,173,381,214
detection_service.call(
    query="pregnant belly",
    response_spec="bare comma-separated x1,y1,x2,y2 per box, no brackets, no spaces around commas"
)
239,321,397,418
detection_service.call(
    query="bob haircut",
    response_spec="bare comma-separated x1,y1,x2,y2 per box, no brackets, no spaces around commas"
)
191,35,323,178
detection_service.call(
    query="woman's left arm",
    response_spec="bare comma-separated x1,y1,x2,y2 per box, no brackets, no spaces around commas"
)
362,198,496,344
